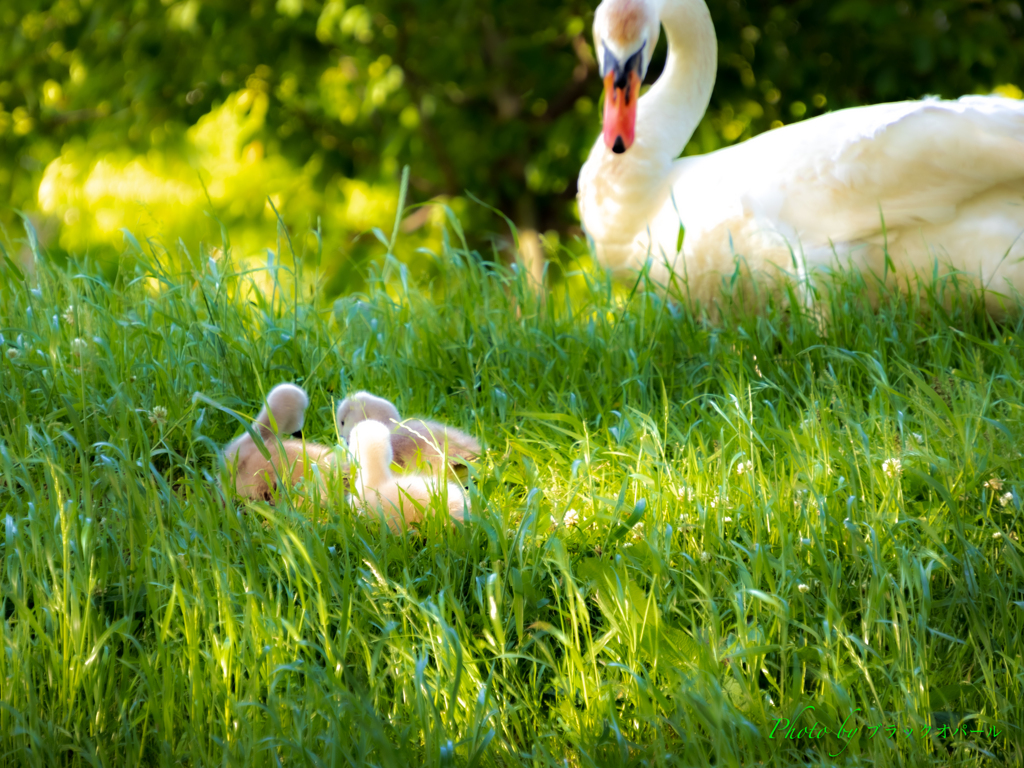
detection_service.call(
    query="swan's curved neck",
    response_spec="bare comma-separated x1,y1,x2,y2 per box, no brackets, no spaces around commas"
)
637,0,716,162
580,0,717,263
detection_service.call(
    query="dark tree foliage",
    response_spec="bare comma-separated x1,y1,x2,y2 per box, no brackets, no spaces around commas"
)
706,1,1024,129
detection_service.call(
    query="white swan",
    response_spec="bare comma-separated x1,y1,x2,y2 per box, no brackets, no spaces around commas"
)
579,0,1024,314
223,383,343,501
347,419,468,532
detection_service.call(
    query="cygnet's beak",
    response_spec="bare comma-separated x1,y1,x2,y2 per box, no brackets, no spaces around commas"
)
601,46,643,154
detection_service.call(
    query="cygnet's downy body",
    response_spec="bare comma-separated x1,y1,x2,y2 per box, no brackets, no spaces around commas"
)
336,391,480,480
223,383,343,501
347,419,468,531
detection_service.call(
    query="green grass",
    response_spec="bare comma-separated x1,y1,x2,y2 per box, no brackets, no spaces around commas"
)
1,223,1023,767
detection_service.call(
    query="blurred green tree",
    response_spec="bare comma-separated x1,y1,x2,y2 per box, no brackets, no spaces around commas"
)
1,0,1021,290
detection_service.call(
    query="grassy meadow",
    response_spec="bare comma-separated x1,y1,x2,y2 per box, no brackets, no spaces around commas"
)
0,217,1023,767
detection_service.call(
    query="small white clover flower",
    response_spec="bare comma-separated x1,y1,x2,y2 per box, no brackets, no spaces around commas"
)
5,347,19,360
149,406,168,426
62,305,75,325
709,497,719,509
798,583,810,593
882,458,902,478
71,337,88,356
992,531,1003,540
736,460,754,476
563,508,579,526
984,477,1004,492
676,485,695,502
1000,492,1013,508
699,551,711,563
723,516,733,523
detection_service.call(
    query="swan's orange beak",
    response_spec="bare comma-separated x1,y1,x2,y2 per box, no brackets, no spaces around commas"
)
603,70,641,154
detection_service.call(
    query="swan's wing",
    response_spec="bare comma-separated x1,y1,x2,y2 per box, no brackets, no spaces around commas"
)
673,96,1024,249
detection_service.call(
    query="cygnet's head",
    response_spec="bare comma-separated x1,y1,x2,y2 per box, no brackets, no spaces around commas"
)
348,419,394,469
336,391,401,441
258,383,309,436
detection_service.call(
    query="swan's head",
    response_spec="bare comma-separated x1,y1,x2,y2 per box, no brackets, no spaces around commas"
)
336,391,400,442
593,0,660,154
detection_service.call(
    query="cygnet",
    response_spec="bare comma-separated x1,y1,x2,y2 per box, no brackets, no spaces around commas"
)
223,383,343,501
347,419,468,531
336,391,480,479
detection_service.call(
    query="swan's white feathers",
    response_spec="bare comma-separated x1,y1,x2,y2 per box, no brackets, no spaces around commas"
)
670,98,1022,231
768,98,1024,239
633,97,1024,307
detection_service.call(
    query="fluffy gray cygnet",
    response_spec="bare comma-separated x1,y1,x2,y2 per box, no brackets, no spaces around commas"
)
223,383,343,501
